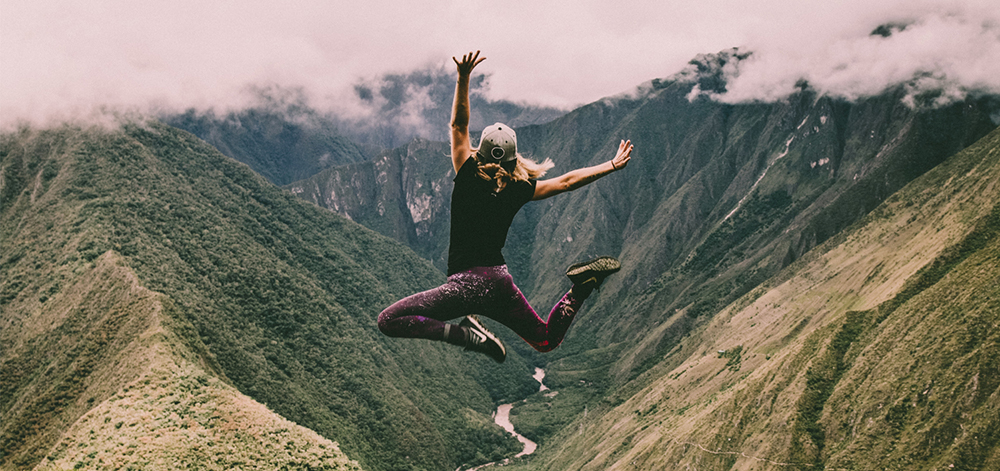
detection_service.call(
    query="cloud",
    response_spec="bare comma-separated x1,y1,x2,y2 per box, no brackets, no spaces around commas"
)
713,4,1000,104
2,0,998,128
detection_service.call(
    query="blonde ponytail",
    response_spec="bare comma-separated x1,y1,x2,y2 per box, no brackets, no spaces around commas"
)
476,153,554,192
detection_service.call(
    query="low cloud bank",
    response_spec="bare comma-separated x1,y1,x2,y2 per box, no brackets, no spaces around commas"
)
710,11,1000,106
2,1,998,129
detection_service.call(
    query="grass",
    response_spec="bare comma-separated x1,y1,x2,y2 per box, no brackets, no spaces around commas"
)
36,357,362,471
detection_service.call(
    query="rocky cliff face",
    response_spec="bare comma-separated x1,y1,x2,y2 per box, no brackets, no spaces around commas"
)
287,138,455,272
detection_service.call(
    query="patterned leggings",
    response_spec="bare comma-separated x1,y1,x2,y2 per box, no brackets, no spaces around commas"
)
377,265,584,352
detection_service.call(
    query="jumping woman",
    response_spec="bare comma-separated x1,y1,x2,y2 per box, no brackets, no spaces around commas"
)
377,51,633,363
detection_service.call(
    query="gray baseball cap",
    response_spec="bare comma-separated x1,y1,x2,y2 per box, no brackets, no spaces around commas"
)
477,123,517,163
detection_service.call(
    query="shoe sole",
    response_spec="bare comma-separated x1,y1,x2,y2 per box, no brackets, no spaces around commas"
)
461,315,506,363
566,256,621,284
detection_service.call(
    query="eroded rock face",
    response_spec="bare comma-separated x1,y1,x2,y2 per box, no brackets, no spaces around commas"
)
287,138,455,271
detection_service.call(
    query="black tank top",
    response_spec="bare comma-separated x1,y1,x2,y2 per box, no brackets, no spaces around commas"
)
447,158,537,275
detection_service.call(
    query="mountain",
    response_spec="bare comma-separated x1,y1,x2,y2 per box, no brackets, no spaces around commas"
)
0,122,537,471
513,69,998,378
284,50,999,468
5,47,999,470
514,125,1000,471
12,251,361,471
286,53,998,357
166,68,567,187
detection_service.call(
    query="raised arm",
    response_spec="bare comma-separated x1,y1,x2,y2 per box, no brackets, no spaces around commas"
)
450,51,485,173
532,139,633,200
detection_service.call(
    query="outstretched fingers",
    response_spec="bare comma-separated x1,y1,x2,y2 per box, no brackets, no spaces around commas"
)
453,50,485,75
613,139,633,170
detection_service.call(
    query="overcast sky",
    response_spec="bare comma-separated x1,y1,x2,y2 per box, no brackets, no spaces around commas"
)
2,0,999,127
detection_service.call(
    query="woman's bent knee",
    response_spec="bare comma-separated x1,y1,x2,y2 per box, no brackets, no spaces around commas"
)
376,308,395,335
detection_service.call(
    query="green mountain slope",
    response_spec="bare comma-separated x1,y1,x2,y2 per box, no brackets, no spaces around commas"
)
4,250,359,471
517,82,996,371
0,122,533,471
515,127,1000,470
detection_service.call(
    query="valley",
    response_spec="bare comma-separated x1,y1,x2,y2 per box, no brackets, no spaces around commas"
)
2,50,998,470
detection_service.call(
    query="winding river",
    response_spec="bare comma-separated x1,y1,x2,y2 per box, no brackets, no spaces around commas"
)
493,404,536,457
467,367,548,470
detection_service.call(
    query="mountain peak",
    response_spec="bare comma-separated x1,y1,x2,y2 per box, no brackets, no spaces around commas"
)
646,47,752,96
870,21,912,38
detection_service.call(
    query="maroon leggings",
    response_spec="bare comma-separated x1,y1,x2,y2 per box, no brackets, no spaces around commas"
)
377,265,584,352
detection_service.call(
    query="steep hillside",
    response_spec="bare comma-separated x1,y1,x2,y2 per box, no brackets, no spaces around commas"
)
0,123,534,471
516,77,997,375
1,250,359,471
37,348,362,471
515,127,1000,470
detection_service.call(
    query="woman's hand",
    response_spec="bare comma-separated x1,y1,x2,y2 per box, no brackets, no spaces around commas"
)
453,50,485,77
611,139,633,171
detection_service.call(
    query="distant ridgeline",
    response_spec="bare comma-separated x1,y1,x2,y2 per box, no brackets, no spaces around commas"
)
164,68,566,187
163,107,370,186
0,122,536,471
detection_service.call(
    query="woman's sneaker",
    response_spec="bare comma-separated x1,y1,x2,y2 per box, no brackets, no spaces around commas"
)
566,256,621,297
460,315,506,363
